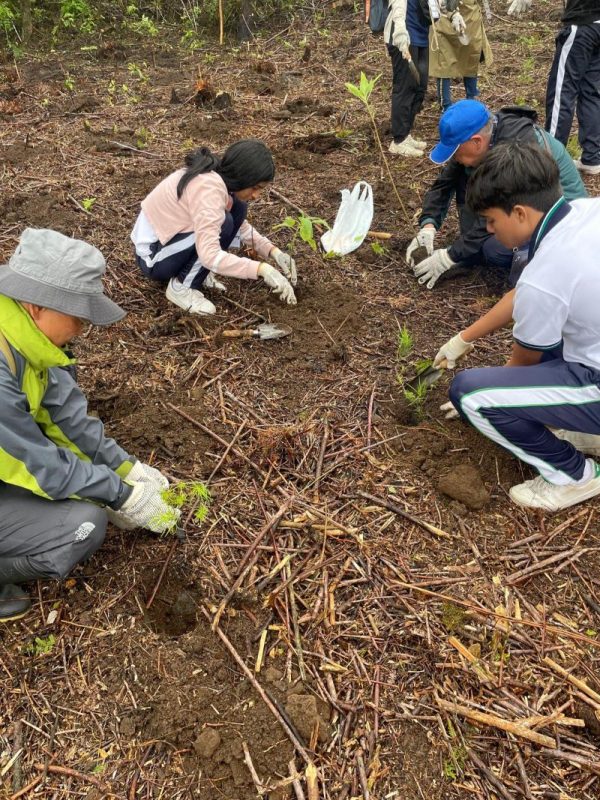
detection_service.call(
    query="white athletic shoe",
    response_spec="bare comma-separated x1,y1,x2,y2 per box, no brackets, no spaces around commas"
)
389,138,424,157
406,133,427,150
553,429,600,457
574,159,600,175
166,278,216,316
509,462,600,511
204,272,227,292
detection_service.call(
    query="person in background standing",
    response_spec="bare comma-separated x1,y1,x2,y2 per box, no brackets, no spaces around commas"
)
508,0,600,175
385,0,432,156
429,0,493,111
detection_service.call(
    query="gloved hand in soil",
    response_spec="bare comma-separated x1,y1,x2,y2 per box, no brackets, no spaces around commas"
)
507,0,532,14
413,248,456,289
109,481,181,534
433,333,475,369
270,247,297,287
128,460,170,491
406,226,436,266
257,263,297,305
204,272,227,292
451,11,467,34
440,400,459,420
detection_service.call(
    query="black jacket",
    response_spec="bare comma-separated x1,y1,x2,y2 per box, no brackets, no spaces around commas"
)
419,110,538,264
562,0,600,26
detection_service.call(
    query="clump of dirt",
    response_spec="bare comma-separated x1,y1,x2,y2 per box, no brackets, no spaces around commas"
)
437,463,490,510
293,132,343,154
0,191,78,230
285,691,331,743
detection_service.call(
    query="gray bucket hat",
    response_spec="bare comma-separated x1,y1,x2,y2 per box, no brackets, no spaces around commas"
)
0,228,125,325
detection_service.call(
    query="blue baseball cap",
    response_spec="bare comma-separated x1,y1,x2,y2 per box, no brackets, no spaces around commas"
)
430,100,492,164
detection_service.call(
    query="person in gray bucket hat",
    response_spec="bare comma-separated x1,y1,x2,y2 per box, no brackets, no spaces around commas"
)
0,229,180,622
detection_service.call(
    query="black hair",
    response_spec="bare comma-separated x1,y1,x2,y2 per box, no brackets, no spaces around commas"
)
467,141,561,215
177,139,275,199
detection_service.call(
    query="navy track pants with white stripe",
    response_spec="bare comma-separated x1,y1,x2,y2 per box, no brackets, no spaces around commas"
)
545,23,600,166
137,197,247,290
449,356,600,485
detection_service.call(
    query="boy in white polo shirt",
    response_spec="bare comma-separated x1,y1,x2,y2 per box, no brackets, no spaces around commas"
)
447,142,600,511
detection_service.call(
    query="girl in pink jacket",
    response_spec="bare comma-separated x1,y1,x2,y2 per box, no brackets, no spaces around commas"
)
131,139,297,315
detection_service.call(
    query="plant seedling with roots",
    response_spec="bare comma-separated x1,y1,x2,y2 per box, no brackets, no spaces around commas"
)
150,481,211,534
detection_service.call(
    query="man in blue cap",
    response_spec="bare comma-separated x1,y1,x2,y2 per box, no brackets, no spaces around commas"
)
405,99,586,289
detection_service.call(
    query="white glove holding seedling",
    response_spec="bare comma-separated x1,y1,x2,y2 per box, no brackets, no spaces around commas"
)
451,11,467,34
393,26,411,57
433,333,475,369
204,272,227,292
406,226,436,266
258,262,297,305
440,401,459,420
507,0,531,14
413,249,455,289
271,247,297,287
109,481,181,534
128,460,169,491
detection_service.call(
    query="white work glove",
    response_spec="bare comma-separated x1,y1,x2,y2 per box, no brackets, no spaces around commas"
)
271,247,297,287
108,481,181,534
507,0,531,14
257,262,297,305
204,272,227,292
393,25,410,56
433,333,475,369
406,227,436,266
128,460,169,491
451,11,467,34
440,401,459,420
413,249,455,289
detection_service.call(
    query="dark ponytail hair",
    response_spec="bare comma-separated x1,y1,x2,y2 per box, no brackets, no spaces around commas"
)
177,139,275,199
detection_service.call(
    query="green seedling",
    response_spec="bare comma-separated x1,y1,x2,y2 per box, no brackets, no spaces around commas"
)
64,74,75,92
566,134,582,160
370,241,386,256
396,325,414,360
24,634,56,656
81,197,96,212
402,381,428,421
442,719,468,781
127,62,148,83
151,481,212,534
135,126,151,149
346,72,410,224
273,213,329,253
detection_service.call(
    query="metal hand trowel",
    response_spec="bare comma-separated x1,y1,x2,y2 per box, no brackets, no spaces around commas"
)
221,323,292,341
405,358,448,393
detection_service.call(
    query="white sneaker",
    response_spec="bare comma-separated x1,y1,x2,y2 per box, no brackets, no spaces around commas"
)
406,133,427,150
574,159,600,175
389,138,424,157
166,278,216,315
553,429,600,457
204,272,227,292
509,462,600,511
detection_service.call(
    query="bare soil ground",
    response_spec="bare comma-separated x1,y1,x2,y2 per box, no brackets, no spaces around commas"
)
2,3,600,799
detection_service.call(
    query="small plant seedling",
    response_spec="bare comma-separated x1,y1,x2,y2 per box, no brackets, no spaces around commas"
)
24,634,56,656
127,62,148,82
345,72,410,224
396,325,414,360
273,213,329,253
402,381,428,421
370,241,387,256
135,126,151,149
151,481,212,533
81,197,96,212
64,74,75,92
566,134,582,160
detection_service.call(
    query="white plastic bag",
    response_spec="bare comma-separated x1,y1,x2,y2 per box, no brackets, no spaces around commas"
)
321,181,373,256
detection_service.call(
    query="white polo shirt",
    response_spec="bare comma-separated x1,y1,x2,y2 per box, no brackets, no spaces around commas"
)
513,198,600,371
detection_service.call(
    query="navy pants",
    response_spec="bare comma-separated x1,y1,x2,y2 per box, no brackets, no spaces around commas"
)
137,197,247,290
449,356,600,485
0,483,107,584
388,44,429,142
437,76,479,111
545,23,600,166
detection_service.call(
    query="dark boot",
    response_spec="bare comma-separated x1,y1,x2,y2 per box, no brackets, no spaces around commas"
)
0,585,31,622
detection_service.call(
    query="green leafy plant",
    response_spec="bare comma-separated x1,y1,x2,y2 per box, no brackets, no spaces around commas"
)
345,72,410,224
24,634,56,656
152,481,212,533
127,62,148,83
442,720,468,781
273,213,329,253
402,381,429,422
370,241,386,256
64,74,75,92
58,0,95,32
566,134,582,160
135,126,151,149
81,197,96,212
126,12,158,37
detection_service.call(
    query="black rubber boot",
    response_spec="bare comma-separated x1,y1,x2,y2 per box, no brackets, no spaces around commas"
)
0,585,31,622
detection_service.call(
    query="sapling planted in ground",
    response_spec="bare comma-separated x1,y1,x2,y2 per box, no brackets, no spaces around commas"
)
273,212,329,253
150,481,211,534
